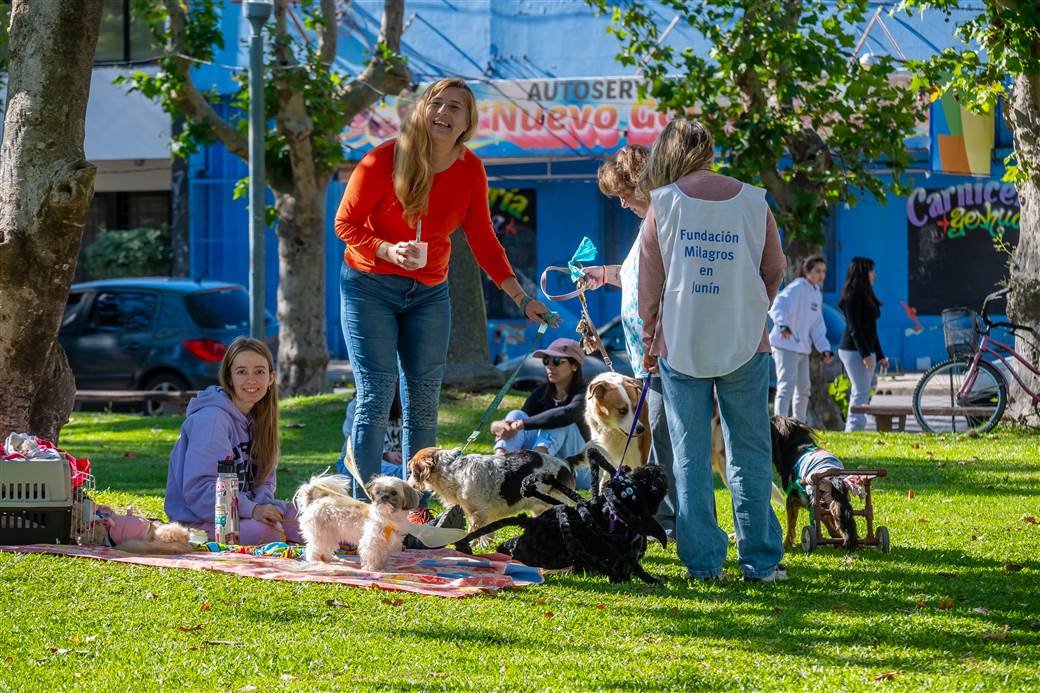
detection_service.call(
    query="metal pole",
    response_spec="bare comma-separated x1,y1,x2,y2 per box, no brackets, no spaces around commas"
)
244,1,272,340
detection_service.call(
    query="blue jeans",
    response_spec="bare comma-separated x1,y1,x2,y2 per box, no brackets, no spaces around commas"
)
494,410,591,490
659,353,784,579
340,264,450,495
335,396,407,479
647,376,676,537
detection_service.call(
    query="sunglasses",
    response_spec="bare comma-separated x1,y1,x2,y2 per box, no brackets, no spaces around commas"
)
541,356,567,366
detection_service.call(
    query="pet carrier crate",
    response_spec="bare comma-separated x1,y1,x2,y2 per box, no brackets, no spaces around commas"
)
0,458,76,545
941,307,980,359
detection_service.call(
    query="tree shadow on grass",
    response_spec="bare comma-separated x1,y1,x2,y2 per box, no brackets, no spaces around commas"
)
542,544,1039,676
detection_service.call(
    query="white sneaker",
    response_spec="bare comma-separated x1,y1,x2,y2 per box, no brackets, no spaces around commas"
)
744,564,788,582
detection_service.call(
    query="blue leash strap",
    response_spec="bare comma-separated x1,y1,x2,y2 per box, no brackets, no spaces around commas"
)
462,314,558,453
614,377,651,478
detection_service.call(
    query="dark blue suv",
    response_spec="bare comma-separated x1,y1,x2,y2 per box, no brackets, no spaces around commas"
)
59,278,277,413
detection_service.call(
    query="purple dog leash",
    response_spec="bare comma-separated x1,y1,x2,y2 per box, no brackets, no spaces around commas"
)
613,377,652,479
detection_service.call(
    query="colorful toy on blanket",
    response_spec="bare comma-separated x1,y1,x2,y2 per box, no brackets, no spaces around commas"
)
196,540,355,558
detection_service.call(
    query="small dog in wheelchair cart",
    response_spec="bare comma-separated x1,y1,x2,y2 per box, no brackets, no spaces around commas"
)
771,416,890,553
454,446,669,584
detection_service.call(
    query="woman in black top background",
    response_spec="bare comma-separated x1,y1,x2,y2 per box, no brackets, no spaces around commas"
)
491,338,591,488
837,257,889,431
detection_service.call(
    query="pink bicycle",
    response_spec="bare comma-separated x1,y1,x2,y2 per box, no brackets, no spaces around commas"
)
913,288,1040,433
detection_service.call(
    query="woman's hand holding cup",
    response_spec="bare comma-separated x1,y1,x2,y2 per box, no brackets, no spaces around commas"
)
379,241,427,270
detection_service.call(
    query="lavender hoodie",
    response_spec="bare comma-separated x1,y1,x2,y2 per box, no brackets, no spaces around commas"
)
164,386,287,524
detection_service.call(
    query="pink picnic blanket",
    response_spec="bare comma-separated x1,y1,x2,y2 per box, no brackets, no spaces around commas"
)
0,543,542,598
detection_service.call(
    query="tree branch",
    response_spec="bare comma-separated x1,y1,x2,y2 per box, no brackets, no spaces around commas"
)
332,0,410,132
318,0,337,66
163,0,248,160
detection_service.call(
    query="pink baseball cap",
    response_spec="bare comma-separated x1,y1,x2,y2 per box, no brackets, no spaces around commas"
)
533,338,585,365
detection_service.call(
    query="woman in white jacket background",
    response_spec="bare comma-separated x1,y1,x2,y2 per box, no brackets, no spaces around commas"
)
768,255,833,420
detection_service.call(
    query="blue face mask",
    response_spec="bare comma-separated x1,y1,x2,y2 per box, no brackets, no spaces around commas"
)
568,236,599,282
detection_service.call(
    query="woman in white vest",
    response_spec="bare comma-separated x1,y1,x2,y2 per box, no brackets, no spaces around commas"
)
769,254,833,420
637,119,788,582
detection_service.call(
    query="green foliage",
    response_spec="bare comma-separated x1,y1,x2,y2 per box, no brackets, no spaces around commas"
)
829,372,852,418
900,0,1040,181
81,226,173,279
0,1,10,92
588,0,923,245
2,395,1038,689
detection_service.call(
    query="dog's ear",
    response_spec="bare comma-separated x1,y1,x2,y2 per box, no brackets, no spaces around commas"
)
400,481,421,510
621,376,642,401
641,517,668,549
589,380,610,400
408,448,437,486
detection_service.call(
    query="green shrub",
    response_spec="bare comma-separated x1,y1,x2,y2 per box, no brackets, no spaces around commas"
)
829,373,852,418
82,226,172,279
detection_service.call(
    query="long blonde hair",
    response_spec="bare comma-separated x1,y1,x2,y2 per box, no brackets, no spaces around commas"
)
393,77,479,225
638,118,715,198
219,337,279,485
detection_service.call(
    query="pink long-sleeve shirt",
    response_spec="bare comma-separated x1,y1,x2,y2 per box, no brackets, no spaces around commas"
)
638,171,786,360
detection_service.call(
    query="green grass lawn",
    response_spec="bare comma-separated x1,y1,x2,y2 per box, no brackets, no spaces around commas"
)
1,391,1038,690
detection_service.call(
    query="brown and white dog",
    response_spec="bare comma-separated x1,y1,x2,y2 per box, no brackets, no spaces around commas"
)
584,373,651,485
586,373,782,504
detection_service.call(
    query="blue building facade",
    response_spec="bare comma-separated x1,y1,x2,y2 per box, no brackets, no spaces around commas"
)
187,1,1013,371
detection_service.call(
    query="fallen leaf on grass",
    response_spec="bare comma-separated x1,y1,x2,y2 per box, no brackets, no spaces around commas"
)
874,438,888,446
971,607,991,615
544,611,554,619
595,603,606,610
911,442,921,449
1021,514,1038,525
1003,563,1024,572
200,602,212,611
533,597,548,606
326,599,351,609
176,624,205,633
202,640,241,647
670,606,680,615
971,534,984,541
917,518,929,524
122,450,138,458
915,602,926,610
937,571,955,577
843,554,857,565
144,592,157,600
832,603,850,612
982,625,1011,641
938,598,955,610
499,665,507,674
907,488,915,499
380,597,404,607
874,671,899,681
47,648,88,656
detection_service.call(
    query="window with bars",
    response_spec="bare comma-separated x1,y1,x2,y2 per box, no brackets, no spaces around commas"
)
94,0,161,65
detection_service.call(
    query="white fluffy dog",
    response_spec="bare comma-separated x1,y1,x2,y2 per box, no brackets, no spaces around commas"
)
293,473,419,567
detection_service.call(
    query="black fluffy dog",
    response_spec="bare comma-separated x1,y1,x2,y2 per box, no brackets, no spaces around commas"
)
771,415,858,550
454,448,669,584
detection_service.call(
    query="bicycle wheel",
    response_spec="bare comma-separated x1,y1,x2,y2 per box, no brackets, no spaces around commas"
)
912,358,1007,434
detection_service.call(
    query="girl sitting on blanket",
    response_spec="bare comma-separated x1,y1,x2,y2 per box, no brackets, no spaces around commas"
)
165,337,303,545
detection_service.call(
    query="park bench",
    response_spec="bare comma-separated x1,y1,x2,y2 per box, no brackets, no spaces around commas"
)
75,389,198,415
849,404,912,432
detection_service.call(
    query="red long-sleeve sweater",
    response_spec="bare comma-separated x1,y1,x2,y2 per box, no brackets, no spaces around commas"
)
334,140,515,287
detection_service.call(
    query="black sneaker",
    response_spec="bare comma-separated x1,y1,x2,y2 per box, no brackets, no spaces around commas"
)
743,564,788,582
433,504,466,530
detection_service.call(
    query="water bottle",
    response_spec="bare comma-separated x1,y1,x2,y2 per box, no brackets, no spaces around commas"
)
215,458,240,545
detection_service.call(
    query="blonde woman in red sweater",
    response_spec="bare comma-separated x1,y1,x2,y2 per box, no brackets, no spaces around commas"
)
334,78,547,492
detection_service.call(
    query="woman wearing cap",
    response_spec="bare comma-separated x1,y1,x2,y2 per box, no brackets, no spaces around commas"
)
334,77,549,494
490,338,591,488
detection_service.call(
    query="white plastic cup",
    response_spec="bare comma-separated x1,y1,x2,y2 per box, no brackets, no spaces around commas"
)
413,241,429,269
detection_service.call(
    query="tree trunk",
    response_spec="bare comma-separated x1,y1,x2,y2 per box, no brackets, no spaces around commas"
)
1005,72,1040,426
444,232,505,389
169,116,190,276
273,177,331,395
782,240,844,429
0,0,102,442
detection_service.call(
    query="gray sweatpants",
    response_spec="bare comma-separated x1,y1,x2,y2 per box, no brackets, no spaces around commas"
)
838,348,878,432
772,347,811,420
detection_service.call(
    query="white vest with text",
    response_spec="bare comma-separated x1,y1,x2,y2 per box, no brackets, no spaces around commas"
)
652,181,770,378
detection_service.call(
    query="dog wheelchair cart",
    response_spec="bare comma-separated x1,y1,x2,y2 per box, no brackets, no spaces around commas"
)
801,468,890,553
